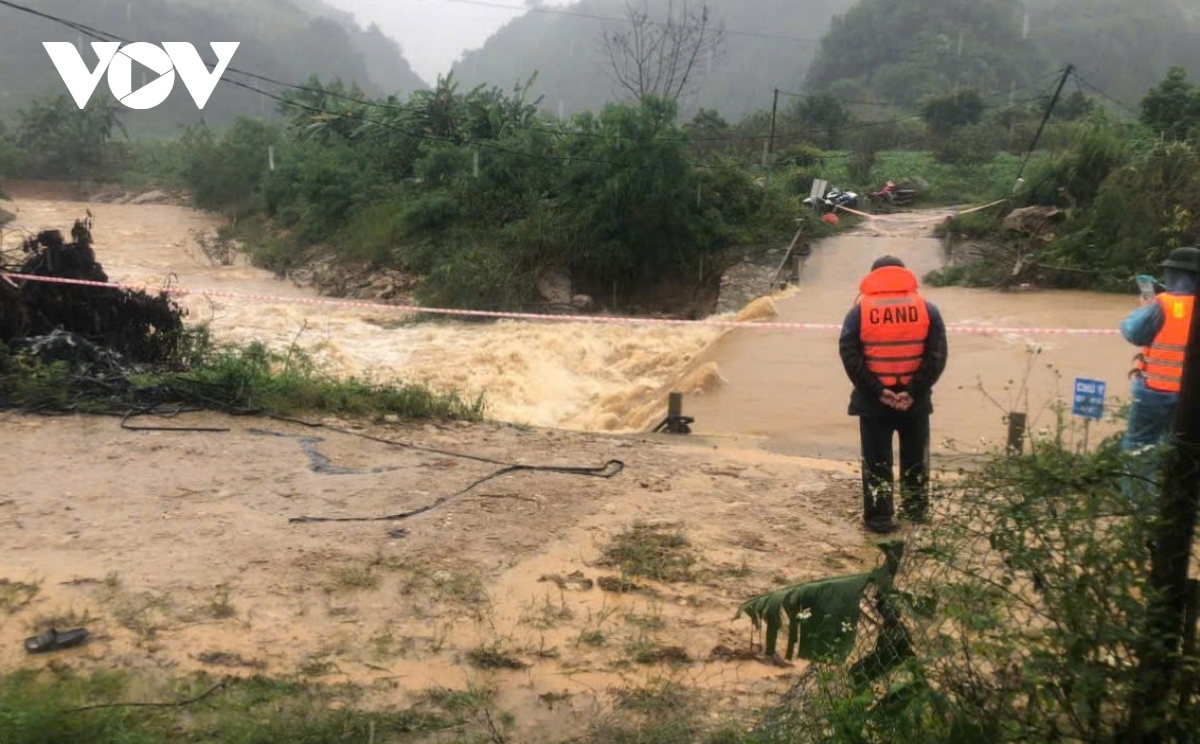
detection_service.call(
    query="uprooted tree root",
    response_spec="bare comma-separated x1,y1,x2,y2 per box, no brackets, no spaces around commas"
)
1,218,187,365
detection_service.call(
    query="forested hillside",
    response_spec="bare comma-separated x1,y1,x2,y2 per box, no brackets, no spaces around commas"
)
806,0,1200,111
0,0,426,136
805,0,1047,106
451,0,855,121
450,0,1200,122
1025,0,1200,107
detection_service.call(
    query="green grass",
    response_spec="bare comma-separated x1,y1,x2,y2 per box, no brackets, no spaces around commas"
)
806,149,1045,206
0,579,40,615
599,523,697,583
0,668,751,744
0,335,485,422
0,670,456,744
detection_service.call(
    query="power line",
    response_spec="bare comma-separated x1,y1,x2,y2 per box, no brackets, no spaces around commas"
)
0,0,803,152
1070,69,1139,118
0,0,910,157
428,0,824,44
0,0,1092,172
0,0,1074,154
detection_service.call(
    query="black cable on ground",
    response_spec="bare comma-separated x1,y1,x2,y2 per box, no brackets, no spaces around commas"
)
110,409,626,523
265,413,625,523
267,413,536,467
62,679,230,714
120,405,230,432
287,458,625,524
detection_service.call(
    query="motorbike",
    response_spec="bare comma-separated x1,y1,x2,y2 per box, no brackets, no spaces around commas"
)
803,186,858,214
868,180,918,210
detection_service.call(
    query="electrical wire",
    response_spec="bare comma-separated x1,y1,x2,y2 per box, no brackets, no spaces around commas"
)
1070,69,1139,117
0,0,770,169
426,0,826,44
0,0,1111,172
262,414,625,525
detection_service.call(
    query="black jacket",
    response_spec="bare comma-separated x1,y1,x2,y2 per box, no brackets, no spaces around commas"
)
839,300,948,417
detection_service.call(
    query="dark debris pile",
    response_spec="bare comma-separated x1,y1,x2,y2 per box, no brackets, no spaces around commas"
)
0,218,188,365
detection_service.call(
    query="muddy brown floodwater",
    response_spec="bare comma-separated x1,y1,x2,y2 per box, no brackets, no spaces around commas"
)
683,215,1136,460
0,188,1144,740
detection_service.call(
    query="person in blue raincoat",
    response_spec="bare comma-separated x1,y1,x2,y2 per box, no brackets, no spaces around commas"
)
1119,246,1199,505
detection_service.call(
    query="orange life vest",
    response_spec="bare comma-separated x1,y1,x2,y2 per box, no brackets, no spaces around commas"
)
858,266,930,388
1137,293,1194,393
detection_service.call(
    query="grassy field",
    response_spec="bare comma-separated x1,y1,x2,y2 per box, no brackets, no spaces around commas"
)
808,150,1035,206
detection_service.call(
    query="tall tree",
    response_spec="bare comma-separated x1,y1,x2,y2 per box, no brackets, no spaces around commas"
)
1141,66,1200,141
600,1,725,104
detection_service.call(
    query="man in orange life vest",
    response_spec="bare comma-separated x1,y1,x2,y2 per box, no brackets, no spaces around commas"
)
839,256,948,534
1120,246,1199,505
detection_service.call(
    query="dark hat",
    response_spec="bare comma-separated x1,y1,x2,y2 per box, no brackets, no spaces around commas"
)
1162,246,1200,274
871,255,906,271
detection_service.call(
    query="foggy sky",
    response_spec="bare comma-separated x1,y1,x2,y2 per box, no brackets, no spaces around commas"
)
322,0,576,83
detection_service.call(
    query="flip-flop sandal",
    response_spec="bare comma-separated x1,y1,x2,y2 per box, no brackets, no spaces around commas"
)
24,628,89,654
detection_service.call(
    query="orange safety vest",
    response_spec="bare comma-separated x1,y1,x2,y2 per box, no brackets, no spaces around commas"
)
858,266,930,388
1137,293,1194,393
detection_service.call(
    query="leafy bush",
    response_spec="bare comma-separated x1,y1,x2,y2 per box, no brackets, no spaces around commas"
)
415,240,533,311
1047,139,1200,289
15,95,126,180
1,335,484,421
269,138,383,242
932,124,998,165
751,423,1195,743
921,89,986,138
182,118,280,218
118,137,189,192
0,135,27,184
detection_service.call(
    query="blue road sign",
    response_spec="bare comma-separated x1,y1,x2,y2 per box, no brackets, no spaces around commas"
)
1072,378,1107,420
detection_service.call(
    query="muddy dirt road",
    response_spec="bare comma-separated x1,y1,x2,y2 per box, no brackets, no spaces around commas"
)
0,411,874,740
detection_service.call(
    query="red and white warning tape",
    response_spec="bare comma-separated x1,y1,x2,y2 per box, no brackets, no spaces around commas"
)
834,198,1008,223
0,271,1121,336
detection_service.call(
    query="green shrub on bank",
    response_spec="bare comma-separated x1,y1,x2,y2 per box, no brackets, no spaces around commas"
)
0,334,484,421
747,431,1191,744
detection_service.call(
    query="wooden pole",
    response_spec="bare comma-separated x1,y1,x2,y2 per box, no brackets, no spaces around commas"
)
667,392,682,423
1125,281,1200,742
1178,579,1200,712
768,88,780,154
1006,412,1027,456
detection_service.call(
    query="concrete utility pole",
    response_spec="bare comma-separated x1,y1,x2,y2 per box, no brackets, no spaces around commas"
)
1013,64,1073,192
768,88,780,154
1125,279,1200,742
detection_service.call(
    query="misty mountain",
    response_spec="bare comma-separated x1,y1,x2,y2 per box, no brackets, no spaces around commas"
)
0,0,427,135
805,0,1200,112
805,0,1049,107
449,0,856,122
1025,0,1200,108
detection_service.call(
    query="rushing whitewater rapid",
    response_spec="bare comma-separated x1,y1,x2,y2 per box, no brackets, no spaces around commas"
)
2,195,1139,455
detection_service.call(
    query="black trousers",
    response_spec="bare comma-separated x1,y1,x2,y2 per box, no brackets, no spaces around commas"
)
858,412,930,528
